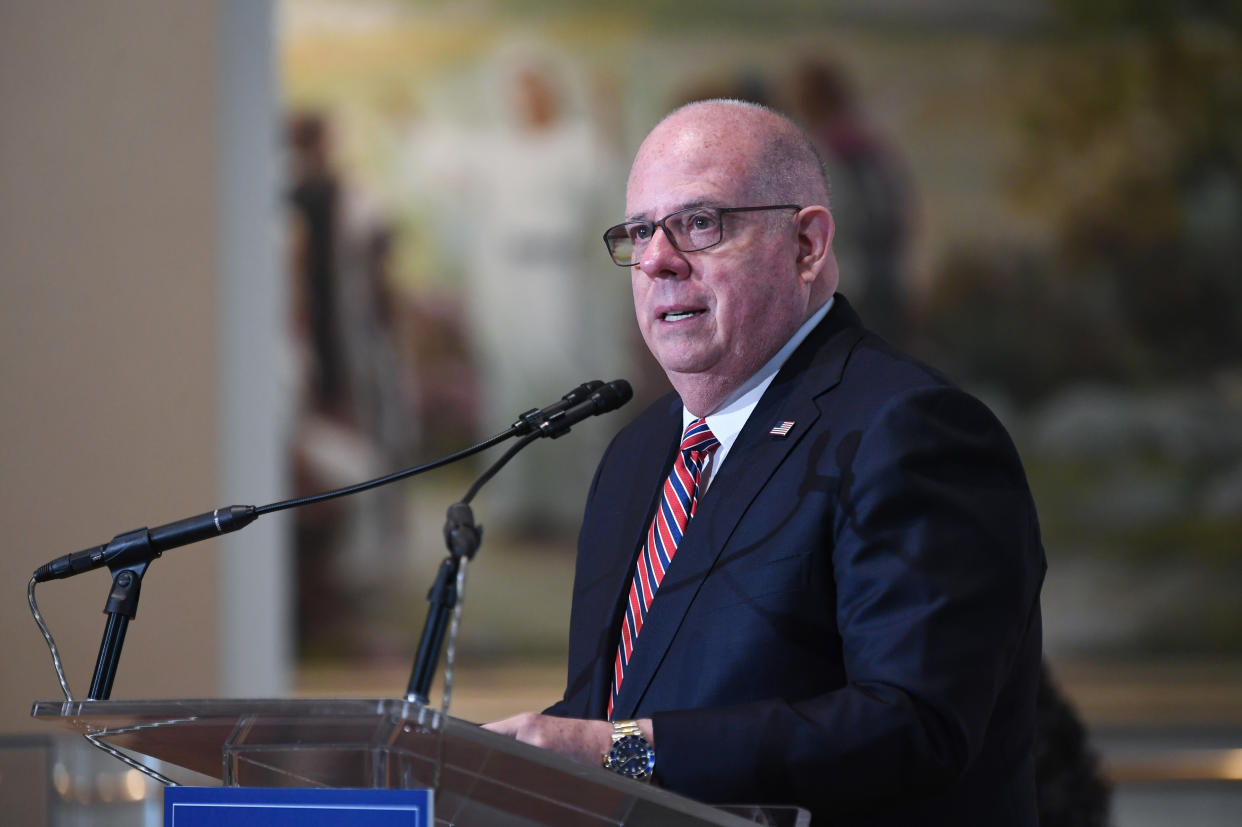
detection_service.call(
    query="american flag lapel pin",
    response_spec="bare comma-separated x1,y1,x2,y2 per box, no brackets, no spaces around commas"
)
769,420,795,437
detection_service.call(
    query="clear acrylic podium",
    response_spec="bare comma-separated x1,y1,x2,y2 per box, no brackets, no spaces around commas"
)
33,697,802,826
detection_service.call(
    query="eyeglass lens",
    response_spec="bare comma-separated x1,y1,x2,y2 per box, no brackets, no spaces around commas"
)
605,208,723,265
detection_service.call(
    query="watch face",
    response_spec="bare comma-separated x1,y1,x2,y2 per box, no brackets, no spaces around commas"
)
605,734,654,779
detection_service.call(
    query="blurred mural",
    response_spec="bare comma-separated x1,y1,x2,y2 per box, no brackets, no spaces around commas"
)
278,0,1242,698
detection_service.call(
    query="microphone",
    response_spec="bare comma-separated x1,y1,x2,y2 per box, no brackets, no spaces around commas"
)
511,380,604,435
536,379,632,439
31,379,629,584
33,506,257,583
28,377,634,702
407,378,631,702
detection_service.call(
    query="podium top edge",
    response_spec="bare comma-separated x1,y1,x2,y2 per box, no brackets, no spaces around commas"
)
31,697,454,726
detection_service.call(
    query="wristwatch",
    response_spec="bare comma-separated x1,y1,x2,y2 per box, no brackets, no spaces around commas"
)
602,720,655,781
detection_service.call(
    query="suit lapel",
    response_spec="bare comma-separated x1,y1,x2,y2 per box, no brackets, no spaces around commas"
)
611,298,867,717
582,400,682,718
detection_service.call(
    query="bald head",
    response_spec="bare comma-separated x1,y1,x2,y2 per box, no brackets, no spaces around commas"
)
631,100,830,210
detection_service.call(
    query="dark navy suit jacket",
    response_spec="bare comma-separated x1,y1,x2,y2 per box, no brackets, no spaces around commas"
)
547,296,1046,825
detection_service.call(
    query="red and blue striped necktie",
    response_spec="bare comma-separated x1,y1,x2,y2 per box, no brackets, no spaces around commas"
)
609,418,719,718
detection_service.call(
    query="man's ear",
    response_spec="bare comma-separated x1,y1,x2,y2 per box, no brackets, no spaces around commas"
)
795,205,835,285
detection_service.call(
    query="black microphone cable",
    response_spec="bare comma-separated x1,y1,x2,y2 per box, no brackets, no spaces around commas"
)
29,379,633,699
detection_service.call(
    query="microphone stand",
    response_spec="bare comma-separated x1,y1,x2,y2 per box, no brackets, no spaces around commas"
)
89,530,157,700
405,434,537,704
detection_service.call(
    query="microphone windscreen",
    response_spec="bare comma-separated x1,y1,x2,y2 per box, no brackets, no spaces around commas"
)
597,379,633,412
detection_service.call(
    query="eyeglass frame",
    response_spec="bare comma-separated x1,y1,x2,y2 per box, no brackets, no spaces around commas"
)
602,204,803,267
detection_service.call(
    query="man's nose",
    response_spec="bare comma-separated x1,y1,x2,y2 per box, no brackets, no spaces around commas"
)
638,225,689,278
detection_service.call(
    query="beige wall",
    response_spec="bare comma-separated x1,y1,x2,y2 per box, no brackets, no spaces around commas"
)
0,2,244,731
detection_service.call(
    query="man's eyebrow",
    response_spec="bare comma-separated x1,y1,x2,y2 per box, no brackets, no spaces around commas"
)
625,199,713,223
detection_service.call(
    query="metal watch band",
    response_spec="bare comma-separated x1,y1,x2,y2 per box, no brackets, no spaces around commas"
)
611,720,642,741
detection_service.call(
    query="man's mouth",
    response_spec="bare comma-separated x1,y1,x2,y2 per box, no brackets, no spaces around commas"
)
660,309,706,322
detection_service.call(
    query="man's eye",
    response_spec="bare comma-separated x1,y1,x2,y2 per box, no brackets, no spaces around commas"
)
630,224,654,242
689,212,718,231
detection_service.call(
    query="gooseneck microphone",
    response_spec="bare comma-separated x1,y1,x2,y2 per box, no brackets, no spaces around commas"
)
406,378,633,703
536,378,633,438
30,378,633,701
32,379,633,585
511,380,604,435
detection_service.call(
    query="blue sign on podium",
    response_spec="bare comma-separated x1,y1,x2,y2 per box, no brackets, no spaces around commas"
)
164,786,434,826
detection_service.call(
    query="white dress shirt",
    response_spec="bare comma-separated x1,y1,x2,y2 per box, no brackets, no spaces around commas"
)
683,296,835,492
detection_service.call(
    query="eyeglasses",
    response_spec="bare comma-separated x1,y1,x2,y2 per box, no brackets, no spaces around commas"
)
602,204,802,267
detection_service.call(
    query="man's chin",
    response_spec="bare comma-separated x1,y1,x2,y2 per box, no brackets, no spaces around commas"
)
647,333,719,371
653,352,716,378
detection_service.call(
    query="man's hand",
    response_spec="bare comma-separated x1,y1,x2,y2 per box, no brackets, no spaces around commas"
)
482,713,654,768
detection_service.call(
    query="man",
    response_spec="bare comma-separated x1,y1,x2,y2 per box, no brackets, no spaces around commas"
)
486,100,1046,825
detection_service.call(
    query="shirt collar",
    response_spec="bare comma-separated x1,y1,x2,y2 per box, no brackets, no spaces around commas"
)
682,295,834,461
